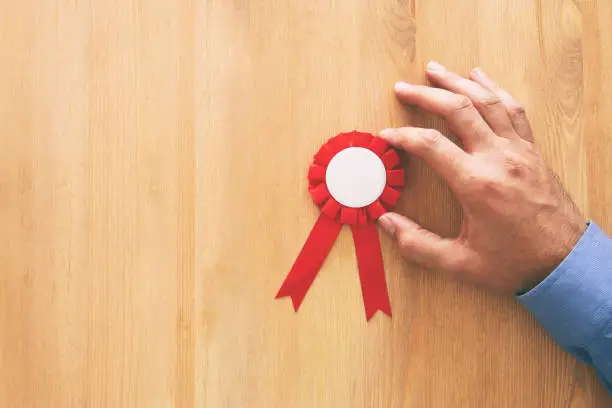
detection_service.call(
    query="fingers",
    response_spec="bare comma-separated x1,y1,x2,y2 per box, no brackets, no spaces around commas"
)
469,68,534,142
378,212,469,273
394,82,492,151
380,127,470,189
425,61,516,139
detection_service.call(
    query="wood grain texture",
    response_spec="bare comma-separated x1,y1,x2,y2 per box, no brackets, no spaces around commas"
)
0,0,610,406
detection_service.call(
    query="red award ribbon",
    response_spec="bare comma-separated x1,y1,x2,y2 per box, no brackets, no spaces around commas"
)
275,131,405,320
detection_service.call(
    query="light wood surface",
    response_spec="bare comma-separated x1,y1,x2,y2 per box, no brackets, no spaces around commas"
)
1,0,611,406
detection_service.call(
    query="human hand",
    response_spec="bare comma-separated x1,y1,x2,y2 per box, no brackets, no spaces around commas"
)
378,61,586,294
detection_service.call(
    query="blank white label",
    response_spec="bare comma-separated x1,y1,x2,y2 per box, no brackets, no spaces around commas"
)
325,147,387,208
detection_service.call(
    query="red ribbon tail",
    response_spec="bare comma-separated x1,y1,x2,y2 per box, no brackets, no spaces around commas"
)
276,214,342,311
351,224,392,320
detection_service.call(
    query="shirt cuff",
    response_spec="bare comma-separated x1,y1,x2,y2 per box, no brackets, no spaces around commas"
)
517,222,612,347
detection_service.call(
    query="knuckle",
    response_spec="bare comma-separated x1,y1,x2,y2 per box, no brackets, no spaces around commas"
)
453,96,474,113
390,127,411,148
455,165,487,190
419,129,443,148
448,96,476,121
522,141,540,158
397,232,417,255
397,228,428,257
503,152,530,179
507,104,527,121
475,94,503,110
453,168,478,193
471,174,502,196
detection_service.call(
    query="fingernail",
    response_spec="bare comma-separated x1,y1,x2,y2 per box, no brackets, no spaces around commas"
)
379,128,395,138
378,214,396,236
427,60,446,73
472,67,488,79
394,82,412,93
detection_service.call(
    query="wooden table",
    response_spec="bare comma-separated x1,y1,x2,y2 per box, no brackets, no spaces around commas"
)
1,0,611,406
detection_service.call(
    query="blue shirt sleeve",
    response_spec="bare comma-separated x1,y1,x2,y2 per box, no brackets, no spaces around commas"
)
517,222,612,393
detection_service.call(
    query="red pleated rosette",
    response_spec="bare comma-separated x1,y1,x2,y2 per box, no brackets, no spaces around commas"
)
275,131,405,320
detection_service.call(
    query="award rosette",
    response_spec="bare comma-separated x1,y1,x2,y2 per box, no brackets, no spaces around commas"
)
276,131,405,320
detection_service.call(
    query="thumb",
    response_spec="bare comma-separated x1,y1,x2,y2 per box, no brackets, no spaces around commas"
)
378,212,468,273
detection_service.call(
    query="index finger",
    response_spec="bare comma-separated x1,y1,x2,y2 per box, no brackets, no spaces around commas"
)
380,127,471,190
394,82,494,152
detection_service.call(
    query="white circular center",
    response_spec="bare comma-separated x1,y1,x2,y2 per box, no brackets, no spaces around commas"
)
325,147,387,208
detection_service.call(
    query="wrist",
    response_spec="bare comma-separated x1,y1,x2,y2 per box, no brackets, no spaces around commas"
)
517,219,587,295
